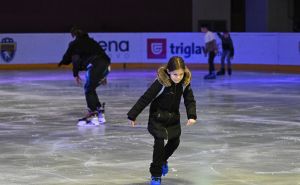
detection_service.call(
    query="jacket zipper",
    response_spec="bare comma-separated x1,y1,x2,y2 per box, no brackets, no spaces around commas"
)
164,128,168,140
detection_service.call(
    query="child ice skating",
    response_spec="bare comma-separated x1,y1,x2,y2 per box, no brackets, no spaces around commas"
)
58,27,111,126
127,56,197,185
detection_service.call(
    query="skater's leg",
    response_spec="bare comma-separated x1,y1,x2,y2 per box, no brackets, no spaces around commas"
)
217,51,226,75
77,68,101,126
159,137,180,176
204,52,216,79
78,59,109,126
163,137,180,162
226,51,232,75
84,67,101,112
208,51,216,74
220,51,226,70
84,60,110,110
150,138,165,177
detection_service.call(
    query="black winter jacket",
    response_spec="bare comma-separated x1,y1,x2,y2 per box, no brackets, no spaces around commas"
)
59,34,110,77
127,66,197,139
217,32,234,57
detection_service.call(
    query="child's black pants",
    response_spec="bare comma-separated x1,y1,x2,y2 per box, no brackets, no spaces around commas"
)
150,137,180,177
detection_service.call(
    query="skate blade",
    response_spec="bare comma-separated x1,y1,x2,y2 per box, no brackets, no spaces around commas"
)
77,121,100,126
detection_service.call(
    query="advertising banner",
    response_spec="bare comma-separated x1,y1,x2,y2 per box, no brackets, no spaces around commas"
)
0,33,299,66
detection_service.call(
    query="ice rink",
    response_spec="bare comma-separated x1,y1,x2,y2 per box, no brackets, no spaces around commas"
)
0,69,299,185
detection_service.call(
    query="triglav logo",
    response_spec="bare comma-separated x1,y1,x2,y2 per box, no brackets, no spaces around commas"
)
0,37,16,63
147,38,166,59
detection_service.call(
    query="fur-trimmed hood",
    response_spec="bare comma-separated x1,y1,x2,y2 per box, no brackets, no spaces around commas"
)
157,65,191,87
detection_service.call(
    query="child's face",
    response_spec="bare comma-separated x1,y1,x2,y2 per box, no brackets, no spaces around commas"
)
168,69,184,84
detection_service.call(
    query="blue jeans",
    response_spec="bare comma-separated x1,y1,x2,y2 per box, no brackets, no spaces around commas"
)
220,50,232,69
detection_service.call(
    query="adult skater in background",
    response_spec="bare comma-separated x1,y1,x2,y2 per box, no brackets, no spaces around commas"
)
58,26,111,126
201,24,218,80
216,30,234,76
127,56,197,185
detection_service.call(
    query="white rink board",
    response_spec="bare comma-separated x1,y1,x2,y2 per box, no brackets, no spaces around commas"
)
0,32,299,65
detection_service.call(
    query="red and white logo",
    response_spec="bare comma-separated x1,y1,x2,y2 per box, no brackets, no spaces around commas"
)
147,38,167,59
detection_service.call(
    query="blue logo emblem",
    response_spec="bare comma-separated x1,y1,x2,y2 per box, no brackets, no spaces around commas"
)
0,37,17,63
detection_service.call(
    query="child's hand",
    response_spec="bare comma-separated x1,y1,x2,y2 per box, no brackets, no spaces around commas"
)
99,78,107,85
129,120,136,127
75,76,82,86
186,119,196,126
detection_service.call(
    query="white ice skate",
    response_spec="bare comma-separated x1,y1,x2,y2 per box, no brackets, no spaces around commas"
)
77,112,100,126
98,111,106,124
97,102,106,124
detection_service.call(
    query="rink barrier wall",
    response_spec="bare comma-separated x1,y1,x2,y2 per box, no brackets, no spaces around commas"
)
0,63,299,73
0,32,299,73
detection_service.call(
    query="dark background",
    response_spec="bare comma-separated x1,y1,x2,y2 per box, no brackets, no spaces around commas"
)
0,0,193,33
0,0,299,33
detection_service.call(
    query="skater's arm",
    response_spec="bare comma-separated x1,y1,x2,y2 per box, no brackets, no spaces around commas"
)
72,55,81,77
183,85,197,126
70,55,83,85
129,120,136,127
75,76,82,85
186,119,196,126
205,40,218,53
127,80,163,122
183,84,197,121
217,32,223,39
58,42,75,67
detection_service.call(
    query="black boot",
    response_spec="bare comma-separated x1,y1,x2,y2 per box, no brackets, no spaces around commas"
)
228,68,232,76
216,68,225,76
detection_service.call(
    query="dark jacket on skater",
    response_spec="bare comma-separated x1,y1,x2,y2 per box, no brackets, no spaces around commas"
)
58,29,111,78
127,65,197,140
217,32,234,57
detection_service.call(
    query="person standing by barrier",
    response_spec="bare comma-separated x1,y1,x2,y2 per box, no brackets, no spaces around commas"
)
216,31,234,76
201,24,218,80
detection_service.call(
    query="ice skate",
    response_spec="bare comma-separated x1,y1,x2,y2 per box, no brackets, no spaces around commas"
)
98,111,106,124
97,102,106,124
150,176,161,185
204,73,216,80
77,111,100,126
216,68,225,76
228,68,232,76
162,162,168,176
